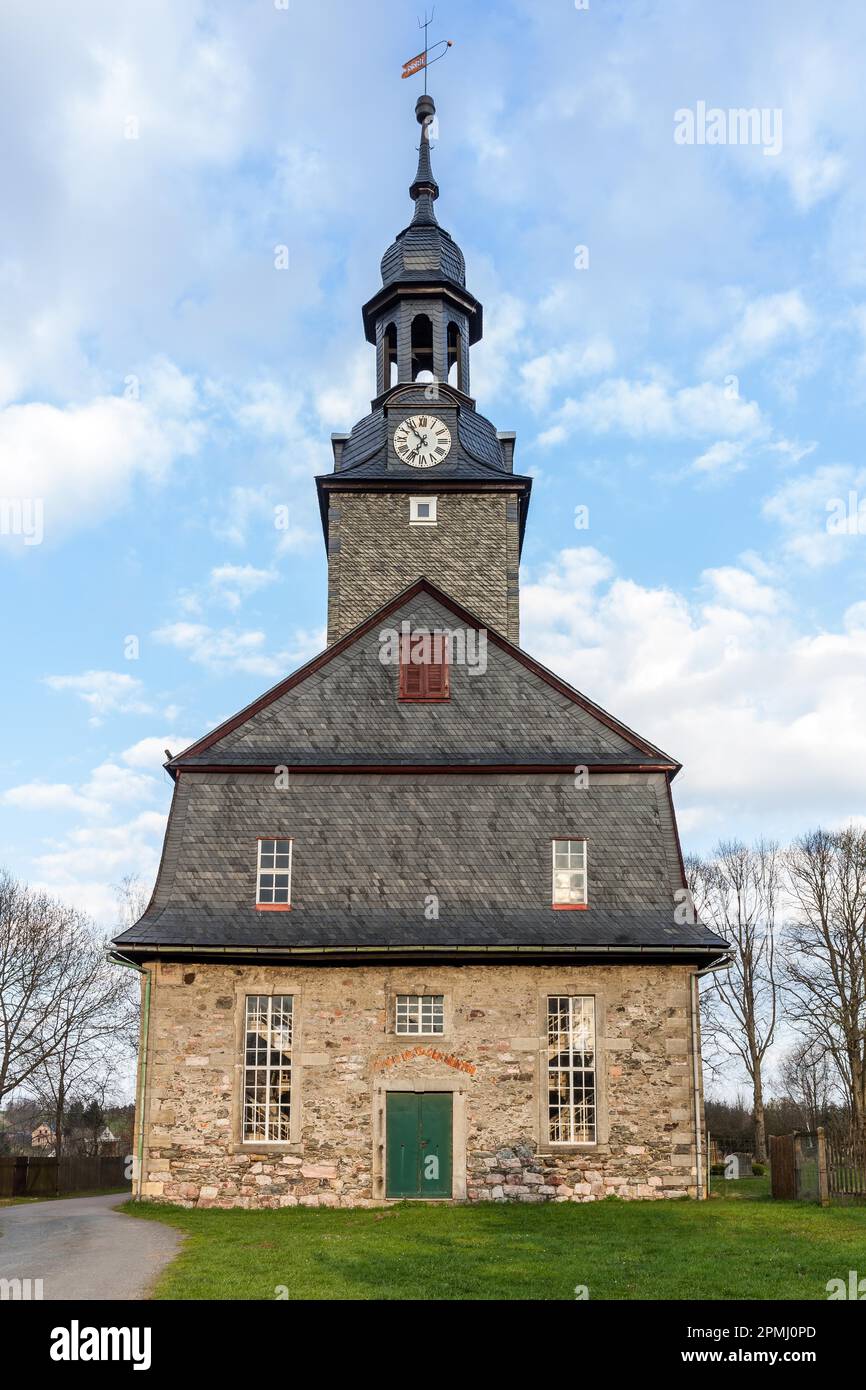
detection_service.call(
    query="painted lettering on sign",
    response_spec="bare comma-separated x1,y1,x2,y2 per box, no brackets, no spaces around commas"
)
374,1045,477,1075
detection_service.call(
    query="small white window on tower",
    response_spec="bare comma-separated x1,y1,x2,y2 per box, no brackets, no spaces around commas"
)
410,496,437,526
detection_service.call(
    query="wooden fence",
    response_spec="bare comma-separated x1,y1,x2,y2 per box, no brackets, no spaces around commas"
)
770,1129,865,1204
770,1133,797,1199
825,1132,866,1204
0,1155,130,1199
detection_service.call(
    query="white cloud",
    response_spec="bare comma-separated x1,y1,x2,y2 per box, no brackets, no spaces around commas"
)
763,464,866,568
153,621,280,677
1,782,102,817
153,618,323,679
787,150,846,211
81,762,158,807
692,440,748,477
0,358,204,544
232,380,306,441
33,811,167,922
2,761,158,820
122,737,193,771
467,292,527,404
702,566,781,615
538,378,765,447
522,547,866,837
764,438,818,467
702,291,813,375
519,338,616,412
315,347,376,431
209,563,278,611
43,671,153,723
208,483,316,553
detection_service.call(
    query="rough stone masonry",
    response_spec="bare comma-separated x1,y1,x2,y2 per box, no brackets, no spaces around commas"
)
137,961,702,1209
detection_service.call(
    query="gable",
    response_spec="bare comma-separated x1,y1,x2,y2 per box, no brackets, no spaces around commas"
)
170,583,675,770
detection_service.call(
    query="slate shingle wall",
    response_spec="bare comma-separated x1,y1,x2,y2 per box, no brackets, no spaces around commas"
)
145,770,680,918
327,494,520,643
187,594,647,765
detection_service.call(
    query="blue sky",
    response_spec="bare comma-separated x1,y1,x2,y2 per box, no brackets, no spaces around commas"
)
2,0,865,926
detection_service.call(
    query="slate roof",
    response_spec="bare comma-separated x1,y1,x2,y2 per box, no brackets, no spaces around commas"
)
329,388,515,481
110,584,729,964
379,98,467,293
161,582,678,771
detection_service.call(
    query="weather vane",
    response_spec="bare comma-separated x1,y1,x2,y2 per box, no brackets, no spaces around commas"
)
401,9,453,93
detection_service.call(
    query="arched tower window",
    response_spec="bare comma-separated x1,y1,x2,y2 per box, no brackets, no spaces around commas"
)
410,314,434,380
384,323,398,389
447,322,463,389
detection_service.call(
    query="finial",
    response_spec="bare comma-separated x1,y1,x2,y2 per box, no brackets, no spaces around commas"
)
416,93,436,125
409,93,439,223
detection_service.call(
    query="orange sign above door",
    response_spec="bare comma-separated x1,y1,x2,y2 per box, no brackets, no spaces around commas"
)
375,1045,476,1075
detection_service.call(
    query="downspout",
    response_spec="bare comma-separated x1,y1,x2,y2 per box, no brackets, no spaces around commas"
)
690,953,736,1201
109,952,152,1200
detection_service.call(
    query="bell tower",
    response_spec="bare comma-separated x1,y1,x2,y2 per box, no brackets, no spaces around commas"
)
316,95,531,645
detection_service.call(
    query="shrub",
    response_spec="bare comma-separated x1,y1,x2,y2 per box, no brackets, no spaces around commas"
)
710,1163,727,1177
752,1162,767,1176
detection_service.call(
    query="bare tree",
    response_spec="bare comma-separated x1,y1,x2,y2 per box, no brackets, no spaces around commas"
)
30,918,133,1160
778,1038,835,1133
688,839,781,1163
111,875,147,1052
0,871,87,1103
114,874,150,930
785,826,866,1140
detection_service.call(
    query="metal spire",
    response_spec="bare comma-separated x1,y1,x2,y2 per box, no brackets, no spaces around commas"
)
409,94,439,225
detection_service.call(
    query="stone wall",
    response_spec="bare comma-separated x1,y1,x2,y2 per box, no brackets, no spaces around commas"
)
137,960,702,1209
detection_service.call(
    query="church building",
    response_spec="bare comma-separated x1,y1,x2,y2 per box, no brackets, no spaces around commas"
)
113,95,729,1208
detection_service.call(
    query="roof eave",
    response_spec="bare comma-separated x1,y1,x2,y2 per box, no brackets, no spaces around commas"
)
361,280,483,345
110,940,732,967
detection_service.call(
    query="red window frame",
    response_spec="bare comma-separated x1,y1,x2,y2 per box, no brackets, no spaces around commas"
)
551,837,589,910
398,631,450,702
255,836,293,911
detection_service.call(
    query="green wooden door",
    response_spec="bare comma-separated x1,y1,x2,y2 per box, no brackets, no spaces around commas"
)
386,1092,452,1198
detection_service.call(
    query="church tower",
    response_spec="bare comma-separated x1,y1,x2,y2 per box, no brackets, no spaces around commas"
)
115,75,727,1215
317,95,532,645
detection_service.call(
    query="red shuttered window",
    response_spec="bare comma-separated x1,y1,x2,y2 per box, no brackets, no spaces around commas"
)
399,632,450,702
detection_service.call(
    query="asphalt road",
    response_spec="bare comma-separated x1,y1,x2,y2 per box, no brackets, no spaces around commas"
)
0,1193,183,1300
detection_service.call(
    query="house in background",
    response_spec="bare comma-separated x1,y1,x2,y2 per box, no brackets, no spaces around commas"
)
30,1124,55,1152
97,1126,119,1156
112,94,729,1209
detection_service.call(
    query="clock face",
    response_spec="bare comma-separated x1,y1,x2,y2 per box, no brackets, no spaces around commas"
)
393,414,452,468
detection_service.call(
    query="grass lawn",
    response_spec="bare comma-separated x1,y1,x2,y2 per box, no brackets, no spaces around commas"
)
122,1178,866,1301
